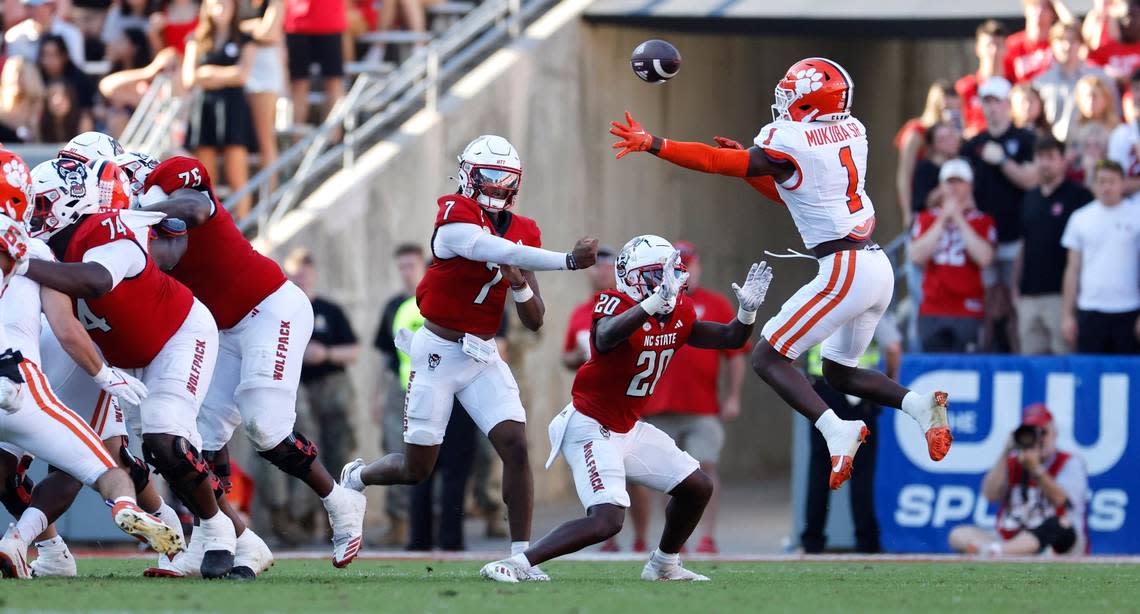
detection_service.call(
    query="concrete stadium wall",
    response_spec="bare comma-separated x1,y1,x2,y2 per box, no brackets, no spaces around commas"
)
264,6,977,502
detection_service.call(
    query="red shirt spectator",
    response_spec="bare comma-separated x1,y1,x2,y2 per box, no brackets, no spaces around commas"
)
1088,39,1140,81
1005,30,1054,83
562,299,595,361
958,20,1009,137
560,246,616,371
285,0,347,34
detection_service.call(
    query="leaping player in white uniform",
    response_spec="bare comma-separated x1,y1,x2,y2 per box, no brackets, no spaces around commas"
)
610,57,952,490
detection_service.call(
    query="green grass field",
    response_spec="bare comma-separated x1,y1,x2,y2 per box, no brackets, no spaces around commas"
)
2,559,1137,613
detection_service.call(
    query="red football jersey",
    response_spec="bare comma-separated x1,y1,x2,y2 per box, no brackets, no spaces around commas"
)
145,157,287,330
954,73,986,137
1004,31,1053,83
416,195,542,336
1088,40,1140,80
62,212,194,368
572,290,697,433
912,208,997,319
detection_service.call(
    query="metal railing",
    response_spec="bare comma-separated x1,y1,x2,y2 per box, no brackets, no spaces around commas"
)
120,74,191,157
230,0,555,235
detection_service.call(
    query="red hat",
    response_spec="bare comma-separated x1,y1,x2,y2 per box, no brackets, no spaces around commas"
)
675,241,699,266
1021,403,1054,427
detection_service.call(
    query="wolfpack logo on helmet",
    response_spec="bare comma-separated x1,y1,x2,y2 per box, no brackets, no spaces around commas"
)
29,158,101,240
54,158,90,198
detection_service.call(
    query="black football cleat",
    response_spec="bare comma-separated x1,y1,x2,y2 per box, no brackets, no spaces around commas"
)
200,550,235,579
226,566,256,581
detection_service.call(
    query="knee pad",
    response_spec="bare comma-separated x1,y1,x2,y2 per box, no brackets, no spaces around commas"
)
143,436,223,500
118,442,151,493
0,455,34,516
258,431,318,479
202,449,232,495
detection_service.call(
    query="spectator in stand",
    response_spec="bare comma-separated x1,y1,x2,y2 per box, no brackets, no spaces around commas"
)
1074,73,1121,135
286,248,361,479
346,0,377,63
949,404,1087,557
102,0,151,46
1061,160,1140,354
896,80,962,227
182,0,255,218
961,76,1037,353
1010,83,1051,138
1088,0,1140,82
38,81,89,140
4,0,86,66
148,0,199,56
1013,138,1093,355
0,55,44,142
910,159,997,352
99,43,178,137
1035,22,1113,143
36,34,95,128
372,243,428,546
70,0,111,63
1108,70,1140,191
284,0,346,126
240,0,285,186
1083,0,1125,51
957,20,1008,138
1068,121,1111,184
638,242,749,555
911,122,964,221
560,245,616,371
1005,0,1071,84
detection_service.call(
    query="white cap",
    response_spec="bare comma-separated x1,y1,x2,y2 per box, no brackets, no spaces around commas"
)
978,76,1012,101
939,158,974,183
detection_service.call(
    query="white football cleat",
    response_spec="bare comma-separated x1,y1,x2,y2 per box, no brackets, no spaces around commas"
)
112,500,184,556
823,419,869,491
640,558,709,582
231,529,274,579
194,514,236,579
325,484,366,568
144,534,203,578
521,564,550,582
480,559,524,583
340,459,366,493
30,540,76,577
0,524,31,579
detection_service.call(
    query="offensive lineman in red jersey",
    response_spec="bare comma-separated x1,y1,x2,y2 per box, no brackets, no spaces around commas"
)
137,156,365,574
341,135,598,578
481,236,772,583
20,158,240,579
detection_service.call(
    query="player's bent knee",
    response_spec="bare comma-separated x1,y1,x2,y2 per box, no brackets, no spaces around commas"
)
143,434,221,501
0,461,34,516
257,432,319,479
489,422,529,466
673,469,714,503
820,358,856,390
587,504,625,540
750,342,783,377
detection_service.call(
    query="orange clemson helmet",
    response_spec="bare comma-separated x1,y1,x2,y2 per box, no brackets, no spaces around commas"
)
772,57,853,123
0,148,33,225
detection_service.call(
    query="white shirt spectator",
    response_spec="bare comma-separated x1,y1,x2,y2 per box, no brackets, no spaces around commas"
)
999,452,1089,544
1107,122,1140,178
1060,199,1140,313
3,17,85,66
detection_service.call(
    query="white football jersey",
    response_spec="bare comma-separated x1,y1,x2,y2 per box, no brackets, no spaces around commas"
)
753,117,877,249
1,238,54,364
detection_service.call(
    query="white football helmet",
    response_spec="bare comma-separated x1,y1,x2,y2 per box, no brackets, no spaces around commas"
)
615,234,685,313
455,135,522,211
29,158,101,240
113,151,160,208
59,131,126,164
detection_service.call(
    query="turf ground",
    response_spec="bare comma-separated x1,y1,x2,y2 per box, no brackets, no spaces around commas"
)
2,558,1138,613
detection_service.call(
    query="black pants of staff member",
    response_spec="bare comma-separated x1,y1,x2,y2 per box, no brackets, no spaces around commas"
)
407,401,477,551
802,380,882,554
1077,309,1140,355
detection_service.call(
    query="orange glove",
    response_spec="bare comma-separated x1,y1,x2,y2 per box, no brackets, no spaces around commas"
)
610,111,655,159
713,136,745,150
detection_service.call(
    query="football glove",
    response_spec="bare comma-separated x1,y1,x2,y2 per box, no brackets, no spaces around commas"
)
713,136,745,150
610,111,654,159
732,261,773,324
0,349,24,414
93,364,149,406
658,249,688,303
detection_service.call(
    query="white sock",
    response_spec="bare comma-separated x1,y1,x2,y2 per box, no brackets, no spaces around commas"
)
113,495,136,506
155,499,186,542
511,541,529,556
322,483,345,504
35,535,65,550
15,508,48,546
901,391,929,427
651,548,679,566
508,552,532,571
814,408,844,440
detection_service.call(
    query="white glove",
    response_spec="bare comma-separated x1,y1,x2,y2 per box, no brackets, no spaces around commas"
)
0,377,22,414
93,364,149,406
658,249,688,303
732,261,774,324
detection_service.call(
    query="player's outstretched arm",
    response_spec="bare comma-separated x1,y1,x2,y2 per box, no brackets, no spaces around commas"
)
434,223,598,271
505,266,545,331
138,188,214,228
689,261,772,349
25,260,115,298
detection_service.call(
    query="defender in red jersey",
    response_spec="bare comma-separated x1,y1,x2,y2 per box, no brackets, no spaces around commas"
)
481,235,772,584
21,158,239,579
140,156,365,572
342,135,598,573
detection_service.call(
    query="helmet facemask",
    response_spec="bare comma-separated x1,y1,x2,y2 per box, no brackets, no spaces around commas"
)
461,163,521,211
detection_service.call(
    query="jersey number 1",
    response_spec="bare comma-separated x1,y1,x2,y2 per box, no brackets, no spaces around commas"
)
838,146,864,214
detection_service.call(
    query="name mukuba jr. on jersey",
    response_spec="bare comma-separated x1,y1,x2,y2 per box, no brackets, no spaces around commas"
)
754,117,877,248
571,290,697,433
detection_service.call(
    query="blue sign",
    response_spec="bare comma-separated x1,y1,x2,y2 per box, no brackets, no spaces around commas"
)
875,354,1140,554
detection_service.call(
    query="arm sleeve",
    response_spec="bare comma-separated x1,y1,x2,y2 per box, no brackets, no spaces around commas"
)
81,240,146,289
433,223,567,271
656,139,751,177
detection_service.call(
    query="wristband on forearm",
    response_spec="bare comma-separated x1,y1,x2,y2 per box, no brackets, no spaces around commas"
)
650,136,664,155
640,292,666,315
511,284,534,303
566,252,578,270
737,307,757,325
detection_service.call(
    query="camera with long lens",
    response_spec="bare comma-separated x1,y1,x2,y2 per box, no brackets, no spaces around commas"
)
1013,424,1043,450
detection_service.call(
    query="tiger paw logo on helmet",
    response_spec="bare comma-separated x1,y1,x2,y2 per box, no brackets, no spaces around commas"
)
2,159,29,199
793,68,825,95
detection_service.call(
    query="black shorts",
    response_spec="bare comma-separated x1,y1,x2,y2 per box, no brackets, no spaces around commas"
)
286,32,345,80
185,88,255,151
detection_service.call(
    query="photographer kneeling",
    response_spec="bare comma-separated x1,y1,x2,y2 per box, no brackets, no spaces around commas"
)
949,404,1088,556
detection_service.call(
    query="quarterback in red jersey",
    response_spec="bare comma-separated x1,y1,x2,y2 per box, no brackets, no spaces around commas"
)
342,135,598,575
21,158,239,580
139,156,365,573
481,235,772,584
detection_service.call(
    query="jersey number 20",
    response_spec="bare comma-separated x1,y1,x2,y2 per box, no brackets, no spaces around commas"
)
626,349,674,397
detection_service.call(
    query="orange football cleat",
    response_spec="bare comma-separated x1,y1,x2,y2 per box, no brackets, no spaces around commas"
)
828,425,870,491
926,391,953,461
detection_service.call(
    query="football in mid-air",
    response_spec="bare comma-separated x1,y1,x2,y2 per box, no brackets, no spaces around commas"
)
630,39,681,84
